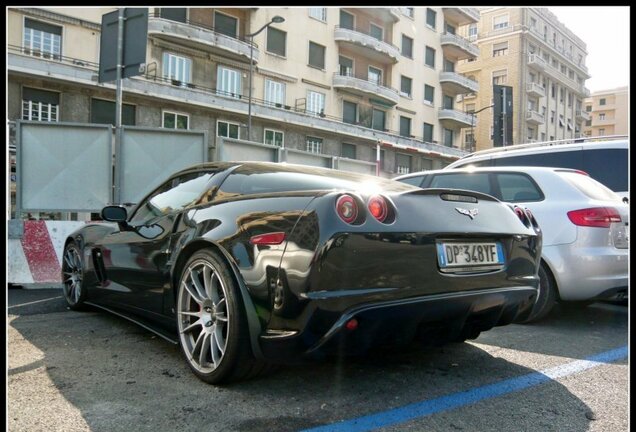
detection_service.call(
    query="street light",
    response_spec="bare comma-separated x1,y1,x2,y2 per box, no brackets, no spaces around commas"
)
247,15,285,142
469,104,494,152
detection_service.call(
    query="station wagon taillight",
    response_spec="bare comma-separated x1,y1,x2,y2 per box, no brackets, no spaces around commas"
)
514,206,530,228
567,207,621,228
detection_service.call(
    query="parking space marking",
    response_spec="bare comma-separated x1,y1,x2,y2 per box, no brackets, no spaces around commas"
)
300,345,628,432
8,296,63,310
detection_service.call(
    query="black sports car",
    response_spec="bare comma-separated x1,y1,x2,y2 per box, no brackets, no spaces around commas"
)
62,162,541,383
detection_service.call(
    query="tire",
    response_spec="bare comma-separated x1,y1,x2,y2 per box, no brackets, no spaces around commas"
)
520,261,557,324
176,249,266,384
62,242,88,310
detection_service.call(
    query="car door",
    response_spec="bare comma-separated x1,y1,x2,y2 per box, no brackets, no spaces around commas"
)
94,171,217,316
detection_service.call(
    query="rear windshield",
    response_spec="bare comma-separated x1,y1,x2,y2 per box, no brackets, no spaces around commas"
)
397,175,426,187
557,171,620,202
428,173,494,196
215,164,417,198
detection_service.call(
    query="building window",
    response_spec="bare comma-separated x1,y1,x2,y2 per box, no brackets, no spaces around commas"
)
372,108,386,131
339,55,353,76
443,95,454,110
425,46,436,68
465,103,476,113
401,35,413,58
598,128,605,136
163,53,192,86
465,132,475,150
399,116,412,137
424,84,435,105
396,153,412,174
308,7,327,22
369,23,383,41
306,136,323,153
585,119,592,127
264,129,284,147
22,87,59,122
217,121,240,139
343,100,357,124
493,14,509,30
400,75,412,98
217,66,241,98
551,84,556,99
339,10,354,30
404,7,414,18
341,143,356,159
599,113,606,120
492,42,508,57
23,18,62,60
468,24,477,40
550,110,555,123
306,90,325,116
423,122,434,142
90,98,135,126
559,115,564,128
368,66,383,85
567,92,573,107
530,17,537,28
443,128,454,147
599,98,606,105
308,41,326,69
443,58,455,73
559,88,564,103
264,79,286,106
585,105,592,112
214,11,238,38
527,127,534,140
162,111,189,129
426,8,437,29
267,27,286,57
492,70,507,85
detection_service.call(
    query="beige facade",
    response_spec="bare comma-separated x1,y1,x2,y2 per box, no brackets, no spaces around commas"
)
456,7,590,151
8,6,483,186
582,86,628,137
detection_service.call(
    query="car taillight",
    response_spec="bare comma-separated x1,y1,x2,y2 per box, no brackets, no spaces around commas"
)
514,206,530,227
567,207,622,228
525,208,540,230
336,194,358,224
368,195,388,223
249,232,286,245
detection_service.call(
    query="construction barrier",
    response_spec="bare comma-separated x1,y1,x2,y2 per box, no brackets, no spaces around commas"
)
8,220,86,285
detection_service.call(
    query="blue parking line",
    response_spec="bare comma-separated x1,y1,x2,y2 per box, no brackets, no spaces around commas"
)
300,345,628,432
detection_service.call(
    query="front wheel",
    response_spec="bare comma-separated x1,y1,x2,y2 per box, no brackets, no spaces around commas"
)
176,249,267,384
61,242,87,310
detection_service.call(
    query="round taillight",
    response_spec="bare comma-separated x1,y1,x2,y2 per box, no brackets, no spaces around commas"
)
336,194,358,224
514,206,530,227
368,195,388,223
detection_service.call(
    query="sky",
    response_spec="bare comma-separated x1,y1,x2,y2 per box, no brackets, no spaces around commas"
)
548,7,629,93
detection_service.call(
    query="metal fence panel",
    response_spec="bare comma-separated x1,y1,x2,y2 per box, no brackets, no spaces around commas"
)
17,121,112,213
118,127,207,204
335,157,377,175
284,149,332,168
217,137,279,162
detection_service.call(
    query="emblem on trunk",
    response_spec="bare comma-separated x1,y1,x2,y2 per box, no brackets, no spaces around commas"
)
456,207,478,219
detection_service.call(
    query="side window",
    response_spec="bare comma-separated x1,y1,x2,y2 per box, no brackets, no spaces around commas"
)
428,173,493,196
580,148,628,193
495,173,543,202
492,150,582,169
130,172,216,224
397,176,425,187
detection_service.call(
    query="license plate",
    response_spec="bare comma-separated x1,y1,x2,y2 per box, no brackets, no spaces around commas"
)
437,242,504,268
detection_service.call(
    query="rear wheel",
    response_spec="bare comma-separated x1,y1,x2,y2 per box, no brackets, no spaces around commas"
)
176,249,267,384
521,261,557,324
62,242,87,310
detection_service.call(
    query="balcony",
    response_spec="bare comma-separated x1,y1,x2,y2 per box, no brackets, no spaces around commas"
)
527,54,547,71
438,108,473,129
439,71,479,96
442,7,480,25
576,109,591,121
440,33,479,60
332,72,399,105
525,110,545,125
148,14,257,63
526,82,546,98
364,7,402,22
334,26,400,64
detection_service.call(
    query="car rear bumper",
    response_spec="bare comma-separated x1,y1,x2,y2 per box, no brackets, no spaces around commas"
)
543,244,629,301
259,286,537,361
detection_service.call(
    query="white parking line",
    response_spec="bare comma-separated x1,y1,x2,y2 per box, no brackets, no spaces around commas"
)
8,296,63,309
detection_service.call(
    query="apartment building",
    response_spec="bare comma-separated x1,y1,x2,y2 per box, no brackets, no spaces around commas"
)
8,6,482,186
582,86,628,137
456,7,590,151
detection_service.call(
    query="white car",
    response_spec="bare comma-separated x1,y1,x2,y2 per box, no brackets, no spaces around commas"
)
395,166,629,322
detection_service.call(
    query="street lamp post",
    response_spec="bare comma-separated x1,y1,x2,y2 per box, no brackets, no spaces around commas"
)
247,15,285,142
469,104,494,152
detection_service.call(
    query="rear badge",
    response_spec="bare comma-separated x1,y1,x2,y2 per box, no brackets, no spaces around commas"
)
456,207,478,219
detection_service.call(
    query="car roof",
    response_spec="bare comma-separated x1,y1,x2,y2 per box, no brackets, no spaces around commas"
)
395,166,580,179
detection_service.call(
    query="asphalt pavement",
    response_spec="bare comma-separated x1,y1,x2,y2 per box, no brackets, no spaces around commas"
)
8,287,628,432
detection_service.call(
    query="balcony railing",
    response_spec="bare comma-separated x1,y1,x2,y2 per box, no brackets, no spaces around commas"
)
527,54,547,70
332,72,399,105
525,110,545,124
334,26,400,62
438,108,473,128
526,82,546,98
575,109,591,121
439,71,479,94
439,32,479,58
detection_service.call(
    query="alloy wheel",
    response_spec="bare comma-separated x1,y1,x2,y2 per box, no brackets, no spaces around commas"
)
62,245,83,304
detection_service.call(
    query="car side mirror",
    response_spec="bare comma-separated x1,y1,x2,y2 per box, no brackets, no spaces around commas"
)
622,197,629,204
101,206,130,230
